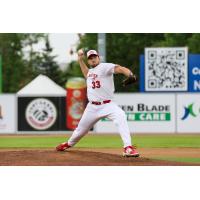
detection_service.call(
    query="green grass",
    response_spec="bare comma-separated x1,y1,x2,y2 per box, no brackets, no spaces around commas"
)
154,157,200,164
0,134,200,148
1,134,200,164
134,134,200,148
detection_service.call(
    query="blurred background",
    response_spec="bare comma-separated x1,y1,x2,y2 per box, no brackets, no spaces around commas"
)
2,33,200,94
1,33,200,134
1,33,200,165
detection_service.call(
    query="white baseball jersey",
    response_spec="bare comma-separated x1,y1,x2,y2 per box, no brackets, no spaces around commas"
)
86,63,116,102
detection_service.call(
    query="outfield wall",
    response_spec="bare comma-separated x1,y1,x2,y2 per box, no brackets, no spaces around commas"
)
177,94,200,133
96,93,200,134
0,93,200,134
0,94,16,133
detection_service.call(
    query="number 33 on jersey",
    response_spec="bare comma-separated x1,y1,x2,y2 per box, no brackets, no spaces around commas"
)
86,63,116,102
92,80,101,89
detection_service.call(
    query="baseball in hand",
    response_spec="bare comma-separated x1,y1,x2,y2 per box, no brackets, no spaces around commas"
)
78,49,84,56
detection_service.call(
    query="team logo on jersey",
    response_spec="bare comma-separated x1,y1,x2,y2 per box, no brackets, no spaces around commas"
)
88,73,98,80
25,98,57,130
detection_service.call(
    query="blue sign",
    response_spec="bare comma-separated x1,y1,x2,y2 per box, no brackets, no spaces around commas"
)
188,54,200,92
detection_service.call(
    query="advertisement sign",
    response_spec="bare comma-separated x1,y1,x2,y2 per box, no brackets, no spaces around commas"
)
66,78,87,130
188,54,200,92
177,94,200,133
144,47,188,92
0,94,16,133
18,97,66,131
95,93,175,133
25,98,58,130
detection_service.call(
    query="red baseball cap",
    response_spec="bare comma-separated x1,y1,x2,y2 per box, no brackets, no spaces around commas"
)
87,50,99,59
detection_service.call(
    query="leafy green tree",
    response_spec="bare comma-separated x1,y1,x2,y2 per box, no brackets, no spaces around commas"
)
153,33,193,46
37,35,63,86
0,34,25,92
22,33,46,80
0,33,47,92
77,33,97,50
187,34,200,53
60,61,84,88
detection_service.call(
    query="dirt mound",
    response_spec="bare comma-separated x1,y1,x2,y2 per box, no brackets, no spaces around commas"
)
0,149,197,166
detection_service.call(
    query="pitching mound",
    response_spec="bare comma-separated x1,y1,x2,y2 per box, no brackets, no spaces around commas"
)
0,148,197,166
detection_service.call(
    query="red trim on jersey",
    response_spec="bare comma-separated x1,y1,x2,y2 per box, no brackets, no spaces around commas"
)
91,100,111,105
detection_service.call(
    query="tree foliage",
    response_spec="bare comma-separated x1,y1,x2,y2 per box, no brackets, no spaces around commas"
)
0,33,64,92
37,36,63,86
1,33,200,93
0,34,26,92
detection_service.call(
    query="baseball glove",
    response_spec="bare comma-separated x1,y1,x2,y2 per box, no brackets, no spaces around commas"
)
122,74,137,87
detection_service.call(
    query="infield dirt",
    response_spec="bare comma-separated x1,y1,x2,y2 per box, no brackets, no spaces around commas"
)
0,148,199,166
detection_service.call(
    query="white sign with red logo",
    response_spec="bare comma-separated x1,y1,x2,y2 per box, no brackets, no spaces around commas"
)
25,98,57,130
0,94,16,133
177,93,200,133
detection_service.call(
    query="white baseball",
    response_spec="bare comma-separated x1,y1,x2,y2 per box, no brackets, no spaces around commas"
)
78,49,84,56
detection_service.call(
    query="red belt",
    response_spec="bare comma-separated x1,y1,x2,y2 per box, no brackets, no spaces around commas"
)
91,100,111,105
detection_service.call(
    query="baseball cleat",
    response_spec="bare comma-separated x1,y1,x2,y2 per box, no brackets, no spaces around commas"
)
56,142,71,151
123,146,140,157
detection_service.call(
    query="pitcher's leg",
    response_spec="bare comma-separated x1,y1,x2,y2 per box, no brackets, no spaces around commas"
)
106,103,139,157
56,104,99,151
107,105,132,148
68,114,98,146
67,111,98,146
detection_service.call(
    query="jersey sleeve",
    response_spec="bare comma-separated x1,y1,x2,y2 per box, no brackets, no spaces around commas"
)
103,63,116,75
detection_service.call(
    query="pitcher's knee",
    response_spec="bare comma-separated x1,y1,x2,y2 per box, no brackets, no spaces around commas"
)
114,111,127,126
119,110,127,120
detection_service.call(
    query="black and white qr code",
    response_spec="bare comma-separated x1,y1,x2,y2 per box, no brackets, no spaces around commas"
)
145,47,188,91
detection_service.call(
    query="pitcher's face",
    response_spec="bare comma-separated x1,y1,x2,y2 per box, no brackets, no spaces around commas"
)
87,55,100,67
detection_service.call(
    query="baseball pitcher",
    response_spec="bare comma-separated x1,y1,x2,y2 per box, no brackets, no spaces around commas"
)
56,49,139,157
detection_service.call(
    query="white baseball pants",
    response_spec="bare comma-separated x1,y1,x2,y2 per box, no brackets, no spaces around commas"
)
67,101,132,147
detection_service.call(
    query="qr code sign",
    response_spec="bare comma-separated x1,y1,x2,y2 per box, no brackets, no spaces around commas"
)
145,47,188,91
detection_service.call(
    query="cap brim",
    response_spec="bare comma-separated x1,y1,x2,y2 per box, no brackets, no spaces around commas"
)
87,54,98,59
